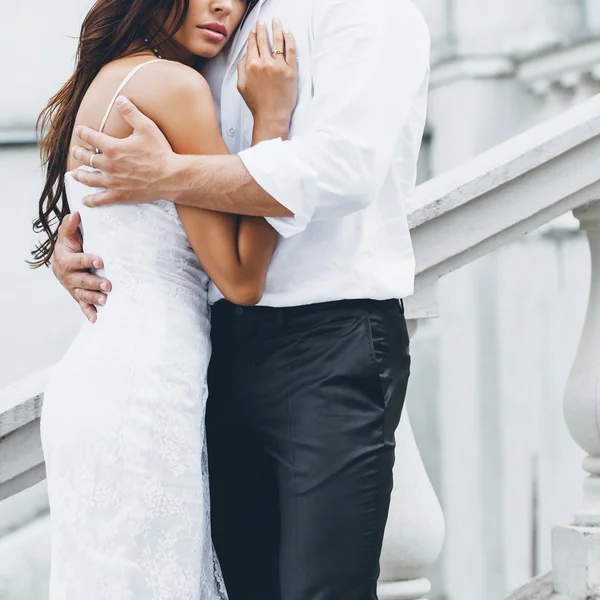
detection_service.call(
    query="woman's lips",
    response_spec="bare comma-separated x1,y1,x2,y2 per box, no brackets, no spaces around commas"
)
197,24,227,42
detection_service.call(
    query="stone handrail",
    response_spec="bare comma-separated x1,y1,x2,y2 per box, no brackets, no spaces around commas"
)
0,370,48,501
3,94,600,600
406,91,600,318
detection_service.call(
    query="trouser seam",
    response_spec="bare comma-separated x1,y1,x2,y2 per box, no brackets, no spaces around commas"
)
363,311,387,443
286,362,297,600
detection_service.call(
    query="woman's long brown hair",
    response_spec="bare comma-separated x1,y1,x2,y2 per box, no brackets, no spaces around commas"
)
31,0,258,268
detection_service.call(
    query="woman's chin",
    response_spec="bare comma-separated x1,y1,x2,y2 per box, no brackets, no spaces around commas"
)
188,41,225,60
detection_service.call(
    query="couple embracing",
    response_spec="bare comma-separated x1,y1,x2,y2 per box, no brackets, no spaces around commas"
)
35,0,430,598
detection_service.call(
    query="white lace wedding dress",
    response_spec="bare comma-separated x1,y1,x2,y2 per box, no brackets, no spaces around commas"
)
40,60,227,600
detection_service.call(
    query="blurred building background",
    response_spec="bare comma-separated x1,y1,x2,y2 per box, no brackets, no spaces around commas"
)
1,0,599,599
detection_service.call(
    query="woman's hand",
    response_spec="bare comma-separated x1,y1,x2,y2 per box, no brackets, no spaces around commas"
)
237,20,298,142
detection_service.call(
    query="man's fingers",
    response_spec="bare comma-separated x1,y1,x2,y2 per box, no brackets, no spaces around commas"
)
73,126,113,155
71,146,109,171
246,30,259,61
82,189,120,208
66,252,106,273
75,288,108,307
68,270,110,292
256,22,271,58
57,211,82,241
78,300,98,324
72,167,108,189
114,96,154,132
284,31,297,68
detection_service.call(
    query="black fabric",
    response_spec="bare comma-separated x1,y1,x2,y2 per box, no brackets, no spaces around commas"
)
206,298,411,600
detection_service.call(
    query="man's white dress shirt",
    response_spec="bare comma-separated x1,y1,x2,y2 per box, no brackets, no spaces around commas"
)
203,0,430,307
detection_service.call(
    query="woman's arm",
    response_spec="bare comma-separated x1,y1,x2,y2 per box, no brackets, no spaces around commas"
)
166,71,280,306
133,27,297,305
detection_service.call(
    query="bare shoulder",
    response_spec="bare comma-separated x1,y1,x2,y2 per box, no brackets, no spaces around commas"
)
124,60,214,122
120,59,224,154
121,59,225,155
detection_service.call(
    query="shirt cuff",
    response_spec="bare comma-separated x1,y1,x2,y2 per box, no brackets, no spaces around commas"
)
238,138,313,238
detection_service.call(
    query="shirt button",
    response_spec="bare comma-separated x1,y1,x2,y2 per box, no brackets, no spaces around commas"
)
228,127,236,137
235,307,244,315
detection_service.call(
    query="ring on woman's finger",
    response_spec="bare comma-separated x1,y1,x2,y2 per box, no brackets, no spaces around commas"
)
272,50,285,57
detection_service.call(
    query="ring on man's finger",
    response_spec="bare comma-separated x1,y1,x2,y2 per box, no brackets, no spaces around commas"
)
89,148,100,169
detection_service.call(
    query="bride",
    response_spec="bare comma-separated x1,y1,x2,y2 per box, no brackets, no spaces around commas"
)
32,0,297,598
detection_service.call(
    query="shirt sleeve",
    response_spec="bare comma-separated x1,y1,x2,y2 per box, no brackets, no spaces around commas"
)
238,0,431,238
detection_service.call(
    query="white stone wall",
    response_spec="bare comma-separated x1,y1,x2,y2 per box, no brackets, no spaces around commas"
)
451,0,583,54
1,0,92,387
0,147,82,389
0,1,95,131
413,0,587,59
1,1,598,600
584,0,600,32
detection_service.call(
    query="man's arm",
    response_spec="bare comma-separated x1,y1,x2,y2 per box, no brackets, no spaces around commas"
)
164,153,292,217
71,106,291,217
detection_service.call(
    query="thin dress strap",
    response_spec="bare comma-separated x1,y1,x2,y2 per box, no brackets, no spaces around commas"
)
98,59,163,134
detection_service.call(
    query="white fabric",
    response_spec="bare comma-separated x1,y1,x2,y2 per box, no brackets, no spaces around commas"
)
41,62,226,600
204,0,431,307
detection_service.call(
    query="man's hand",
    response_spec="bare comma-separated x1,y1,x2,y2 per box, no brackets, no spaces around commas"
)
52,212,112,323
70,97,175,207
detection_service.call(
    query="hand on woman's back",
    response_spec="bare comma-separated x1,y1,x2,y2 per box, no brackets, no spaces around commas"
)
237,20,298,128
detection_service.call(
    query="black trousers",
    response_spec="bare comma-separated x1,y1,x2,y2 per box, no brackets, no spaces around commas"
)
206,298,411,600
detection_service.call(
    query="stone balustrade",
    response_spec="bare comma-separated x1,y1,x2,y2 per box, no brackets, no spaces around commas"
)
518,34,600,114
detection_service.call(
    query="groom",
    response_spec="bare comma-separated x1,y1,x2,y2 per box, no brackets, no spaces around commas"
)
52,1,430,598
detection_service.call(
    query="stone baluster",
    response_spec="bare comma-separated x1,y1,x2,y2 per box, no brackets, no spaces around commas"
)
552,201,600,600
378,320,445,600
571,73,600,106
543,82,576,122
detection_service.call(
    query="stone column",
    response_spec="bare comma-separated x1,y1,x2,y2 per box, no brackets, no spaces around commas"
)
584,0,600,32
378,321,445,600
552,202,600,600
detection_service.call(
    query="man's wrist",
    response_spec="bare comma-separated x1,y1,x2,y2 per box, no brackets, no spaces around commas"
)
161,153,198,205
